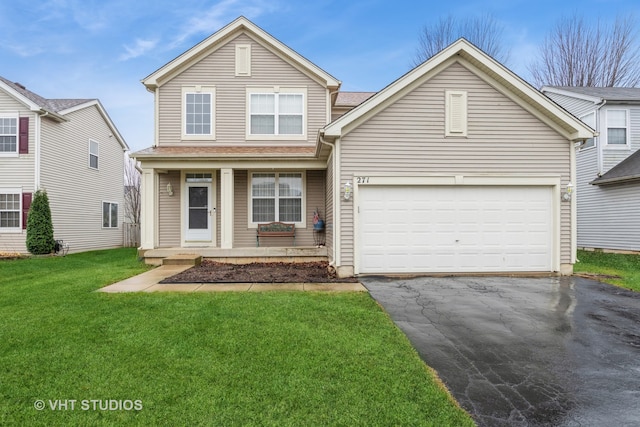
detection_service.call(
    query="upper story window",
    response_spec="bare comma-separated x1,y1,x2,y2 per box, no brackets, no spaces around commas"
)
182,86,215,140
0,116,17,154
89,139,99,169
247,87,306,139
606,109,628,146
580,112,596,149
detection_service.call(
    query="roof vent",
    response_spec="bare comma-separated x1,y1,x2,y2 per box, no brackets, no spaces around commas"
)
14,82,26,90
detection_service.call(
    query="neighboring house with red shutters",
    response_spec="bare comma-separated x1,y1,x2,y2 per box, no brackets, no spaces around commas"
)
0,76,128,254
133,17,595,276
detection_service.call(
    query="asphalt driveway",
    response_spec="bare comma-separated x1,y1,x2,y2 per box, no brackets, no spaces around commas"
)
361,276,640,426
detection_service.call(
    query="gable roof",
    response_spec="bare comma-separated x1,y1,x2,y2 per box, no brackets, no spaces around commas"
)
323,38,595,142
142,16,341,90
591,149,640,185
0,76,90,119
542,86,640,104
0,75,128,151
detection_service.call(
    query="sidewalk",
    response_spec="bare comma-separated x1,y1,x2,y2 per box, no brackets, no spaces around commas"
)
98,265,367,293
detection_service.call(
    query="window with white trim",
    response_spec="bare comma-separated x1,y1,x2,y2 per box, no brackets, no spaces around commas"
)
89,139,99,169
250,172,303,224
247,88,306,138
182,86,215,140
580,112,596,149
102,201,118,228
445,90,468,137
0,116,17,153
0,192,20,229
606,109,628,146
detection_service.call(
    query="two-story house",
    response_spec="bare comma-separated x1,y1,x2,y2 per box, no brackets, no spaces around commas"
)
134,17,593,277
542,87,640,253
0,77,129,254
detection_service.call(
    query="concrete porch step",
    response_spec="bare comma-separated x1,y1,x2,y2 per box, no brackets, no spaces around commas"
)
162,254,202,266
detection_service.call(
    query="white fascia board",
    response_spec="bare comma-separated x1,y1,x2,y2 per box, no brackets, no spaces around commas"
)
324,38,595,142
540,86,603,104
0,80,41,111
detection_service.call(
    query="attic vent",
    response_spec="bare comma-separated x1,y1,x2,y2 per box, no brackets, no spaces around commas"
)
235,44,251,77
14,82,26,90
445,90,468,137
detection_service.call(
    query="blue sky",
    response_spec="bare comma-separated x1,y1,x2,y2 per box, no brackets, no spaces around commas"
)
1,0,638,152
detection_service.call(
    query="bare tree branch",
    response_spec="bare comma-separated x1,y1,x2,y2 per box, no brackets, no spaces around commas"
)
413,14,510,66
529,13,640,87
124,156,141,224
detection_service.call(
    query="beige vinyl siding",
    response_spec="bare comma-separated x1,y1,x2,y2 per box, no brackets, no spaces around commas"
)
233,170,325,247
39,105,125,253
158,171,181,247
157,33,327,147
338,62,572,267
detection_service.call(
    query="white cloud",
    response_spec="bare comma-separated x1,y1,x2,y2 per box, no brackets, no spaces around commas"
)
120,38,159,61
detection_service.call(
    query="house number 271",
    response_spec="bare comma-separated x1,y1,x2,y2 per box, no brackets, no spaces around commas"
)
355,176,370,184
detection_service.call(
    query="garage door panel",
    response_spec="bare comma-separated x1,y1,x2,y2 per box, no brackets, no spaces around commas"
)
358,186,553,273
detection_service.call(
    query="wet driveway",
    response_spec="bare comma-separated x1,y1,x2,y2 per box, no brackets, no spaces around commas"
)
361,276,640,426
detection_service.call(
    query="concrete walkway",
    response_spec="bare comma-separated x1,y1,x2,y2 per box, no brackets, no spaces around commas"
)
98,265,367,293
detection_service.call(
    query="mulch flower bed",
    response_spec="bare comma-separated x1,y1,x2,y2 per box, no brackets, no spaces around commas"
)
160,261,359,284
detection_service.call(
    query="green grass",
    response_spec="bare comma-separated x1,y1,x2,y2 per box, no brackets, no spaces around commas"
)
0,248,473,426
575,249,640,292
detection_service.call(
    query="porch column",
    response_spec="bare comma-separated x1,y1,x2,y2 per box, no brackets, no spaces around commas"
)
220,168,234,249
139,168,157,250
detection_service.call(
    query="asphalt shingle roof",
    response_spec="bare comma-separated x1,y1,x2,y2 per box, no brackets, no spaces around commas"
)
0,75,92,113
591,149,640,185
548,86,640,102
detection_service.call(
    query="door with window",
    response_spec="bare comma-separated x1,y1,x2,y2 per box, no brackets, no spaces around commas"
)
184,173,214,244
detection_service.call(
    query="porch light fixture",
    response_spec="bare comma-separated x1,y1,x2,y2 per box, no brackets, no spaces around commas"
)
166,182,174,196
562,182,573,202
343,181,352,200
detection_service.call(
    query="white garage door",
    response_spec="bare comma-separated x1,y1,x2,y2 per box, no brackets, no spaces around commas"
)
358,186,554,273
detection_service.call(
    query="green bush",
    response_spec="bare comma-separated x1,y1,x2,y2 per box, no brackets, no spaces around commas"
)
26,190,55,255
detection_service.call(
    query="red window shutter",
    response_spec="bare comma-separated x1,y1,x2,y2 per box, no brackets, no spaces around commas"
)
19,117,29,154
22,192,32,230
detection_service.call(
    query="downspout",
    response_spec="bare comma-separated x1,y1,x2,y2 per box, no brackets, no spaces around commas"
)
35,111,47,191
319,131,339,268
570,138,577,268
596,99,606,176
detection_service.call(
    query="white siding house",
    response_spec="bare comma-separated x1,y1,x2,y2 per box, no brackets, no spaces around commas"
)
542,87,640,252
0,77,129,254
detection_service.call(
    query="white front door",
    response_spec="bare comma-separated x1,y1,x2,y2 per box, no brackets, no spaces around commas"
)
184,175,214,244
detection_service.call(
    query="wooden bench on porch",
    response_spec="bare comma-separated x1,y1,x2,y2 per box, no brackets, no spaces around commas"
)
256,222,295,247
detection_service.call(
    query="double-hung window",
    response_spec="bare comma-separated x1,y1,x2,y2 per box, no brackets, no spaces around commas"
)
250,172,304,225
89,139,99,169
0,192,20,230
247,88,306,138
0,116,17,154
606,109,628,146
182,86,215,140
102,201,118,228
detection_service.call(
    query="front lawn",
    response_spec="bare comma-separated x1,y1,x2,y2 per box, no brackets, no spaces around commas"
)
575,249,640,292
0,248,472,426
